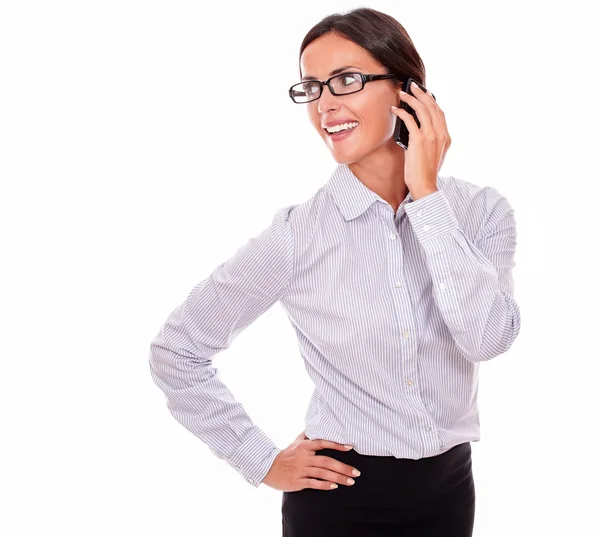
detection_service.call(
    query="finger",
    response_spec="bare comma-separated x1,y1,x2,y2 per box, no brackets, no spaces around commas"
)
300,477,340,491
309,455,360,478
305,466,357,486
312,439,353,451
408,82,439,133
436,105,450,139
398,88,433,135
426,100,451,157
391,106,419,136
416,84,449,140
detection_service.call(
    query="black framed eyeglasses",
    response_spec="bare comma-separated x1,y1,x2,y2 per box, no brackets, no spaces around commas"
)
289,72,403,104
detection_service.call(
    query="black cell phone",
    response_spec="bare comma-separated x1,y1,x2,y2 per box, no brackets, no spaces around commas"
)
393,77,436,150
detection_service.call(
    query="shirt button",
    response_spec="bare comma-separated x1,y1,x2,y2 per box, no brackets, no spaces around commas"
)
395,281,402,288
406,379,413,386
403,331,410,339
423,224,431,232
417,210,424,217
439,282,447,289
389,232,397,240
425,426,432,432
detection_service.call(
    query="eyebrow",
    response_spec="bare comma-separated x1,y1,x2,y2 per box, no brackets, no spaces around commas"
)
301,65,362,81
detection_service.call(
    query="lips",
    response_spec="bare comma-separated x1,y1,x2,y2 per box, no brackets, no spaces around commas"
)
326,123,358,141
322,118,359,130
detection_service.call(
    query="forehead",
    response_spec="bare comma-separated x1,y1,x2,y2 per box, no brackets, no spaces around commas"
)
300,32,380,79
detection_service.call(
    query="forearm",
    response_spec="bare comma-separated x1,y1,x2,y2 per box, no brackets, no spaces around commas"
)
405,188,521,362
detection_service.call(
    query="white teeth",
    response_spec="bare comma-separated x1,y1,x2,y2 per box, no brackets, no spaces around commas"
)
326,122,359,134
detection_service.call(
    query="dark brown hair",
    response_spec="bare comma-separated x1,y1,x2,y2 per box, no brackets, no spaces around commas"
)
298,7,426,90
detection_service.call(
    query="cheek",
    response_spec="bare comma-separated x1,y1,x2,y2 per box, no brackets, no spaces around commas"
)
359,111,396,142
355,98,395,133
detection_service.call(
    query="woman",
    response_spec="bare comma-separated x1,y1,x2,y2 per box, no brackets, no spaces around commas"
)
148,7,521,537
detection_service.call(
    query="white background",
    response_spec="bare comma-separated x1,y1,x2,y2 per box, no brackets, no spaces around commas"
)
2,1,599,535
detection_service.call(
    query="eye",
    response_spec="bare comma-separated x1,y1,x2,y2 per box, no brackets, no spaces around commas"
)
341,75,359,86
299,82,318,95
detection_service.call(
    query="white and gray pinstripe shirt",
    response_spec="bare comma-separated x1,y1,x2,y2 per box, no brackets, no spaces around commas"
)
148,163,521,487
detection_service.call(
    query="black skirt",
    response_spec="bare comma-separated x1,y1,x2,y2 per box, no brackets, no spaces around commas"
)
281,441,475,537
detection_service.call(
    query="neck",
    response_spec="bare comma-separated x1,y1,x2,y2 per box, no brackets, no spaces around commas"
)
348,142,408,214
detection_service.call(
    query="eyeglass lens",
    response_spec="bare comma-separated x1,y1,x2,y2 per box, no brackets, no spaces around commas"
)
291,73,363,103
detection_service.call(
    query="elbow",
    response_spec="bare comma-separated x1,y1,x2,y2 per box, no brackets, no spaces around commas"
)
457,315,521,363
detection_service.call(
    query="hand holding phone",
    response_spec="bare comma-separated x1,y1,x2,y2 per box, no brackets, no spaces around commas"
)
393,78,436,150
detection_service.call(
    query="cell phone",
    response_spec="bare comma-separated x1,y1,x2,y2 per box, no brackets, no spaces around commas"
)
393,77,436,150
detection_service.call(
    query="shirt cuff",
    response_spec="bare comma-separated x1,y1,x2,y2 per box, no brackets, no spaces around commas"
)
405,189,459,243
228,426,281,487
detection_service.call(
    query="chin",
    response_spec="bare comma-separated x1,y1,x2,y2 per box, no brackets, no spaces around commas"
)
331,155,359,165
328,146,370,165
323,129,383,165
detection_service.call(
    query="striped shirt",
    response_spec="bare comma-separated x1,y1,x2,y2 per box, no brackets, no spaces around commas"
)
148,163,521,488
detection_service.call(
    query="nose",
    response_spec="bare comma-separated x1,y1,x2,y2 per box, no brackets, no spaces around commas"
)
317,84,340,114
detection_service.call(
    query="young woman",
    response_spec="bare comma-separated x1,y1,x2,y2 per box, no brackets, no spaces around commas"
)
149,7,521,537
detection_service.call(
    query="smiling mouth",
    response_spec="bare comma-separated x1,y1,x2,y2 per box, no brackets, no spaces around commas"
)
324,124,359,141
324,122,359,135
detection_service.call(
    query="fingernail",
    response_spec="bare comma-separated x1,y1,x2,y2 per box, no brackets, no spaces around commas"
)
330,483,338,489
344,445,353,449
347,478,355,485
352,469,361,476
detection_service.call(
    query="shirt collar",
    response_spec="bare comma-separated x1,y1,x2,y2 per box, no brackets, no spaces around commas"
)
324,163,416,221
